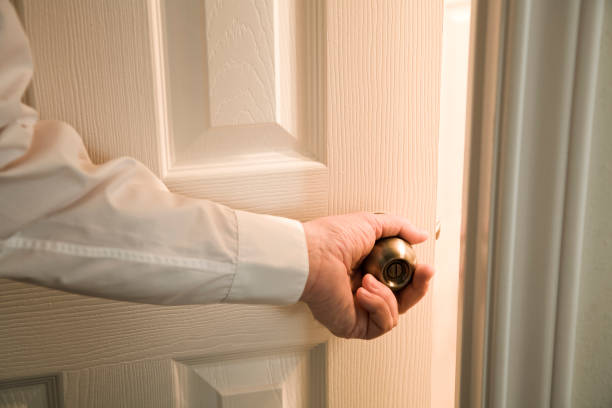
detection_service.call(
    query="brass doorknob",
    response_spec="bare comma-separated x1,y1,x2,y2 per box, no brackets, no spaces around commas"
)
361,237,417,292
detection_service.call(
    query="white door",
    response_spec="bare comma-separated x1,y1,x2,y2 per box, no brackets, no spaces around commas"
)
0,1,444,407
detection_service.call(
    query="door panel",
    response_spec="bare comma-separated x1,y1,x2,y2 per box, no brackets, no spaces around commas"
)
0,375,60,408
160,0,328,221
1,1,443,407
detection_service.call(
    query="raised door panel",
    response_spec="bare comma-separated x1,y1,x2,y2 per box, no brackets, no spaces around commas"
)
177,345,326,407
0,376,61,408
158,0,327,220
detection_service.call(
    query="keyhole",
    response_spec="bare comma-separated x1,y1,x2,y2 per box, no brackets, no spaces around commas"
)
388,263,403,279
383,260,408,284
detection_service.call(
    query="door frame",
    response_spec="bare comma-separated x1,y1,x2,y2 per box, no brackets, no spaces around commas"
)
457,0,605,406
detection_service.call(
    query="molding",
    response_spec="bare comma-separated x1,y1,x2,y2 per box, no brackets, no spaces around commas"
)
164,153,328,220
149,0,326,171
174,344,326,407
456,0,506,405
0,375,62,408
147,0,172,179
146,0,328,220
457,0,604,406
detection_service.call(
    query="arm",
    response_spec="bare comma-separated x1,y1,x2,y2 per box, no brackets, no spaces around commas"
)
0,1,434,339
0,1,307,306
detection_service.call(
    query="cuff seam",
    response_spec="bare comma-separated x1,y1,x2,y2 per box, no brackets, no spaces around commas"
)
221,209,239,302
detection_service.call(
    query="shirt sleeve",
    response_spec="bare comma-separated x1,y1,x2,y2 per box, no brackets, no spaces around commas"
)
0,1,309,305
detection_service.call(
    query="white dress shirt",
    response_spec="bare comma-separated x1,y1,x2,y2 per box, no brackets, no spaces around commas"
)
0,1,309,305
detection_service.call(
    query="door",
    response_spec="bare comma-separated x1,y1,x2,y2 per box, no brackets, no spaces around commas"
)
0,1,443,407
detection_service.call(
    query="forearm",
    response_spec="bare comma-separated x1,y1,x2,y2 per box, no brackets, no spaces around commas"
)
0,1,309,306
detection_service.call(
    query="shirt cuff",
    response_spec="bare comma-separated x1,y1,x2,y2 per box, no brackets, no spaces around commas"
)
225,210,309,305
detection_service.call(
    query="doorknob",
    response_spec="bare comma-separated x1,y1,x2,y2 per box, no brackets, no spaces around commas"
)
361,237,417,292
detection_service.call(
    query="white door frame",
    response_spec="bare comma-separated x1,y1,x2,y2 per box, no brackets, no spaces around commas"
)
457,0,604,406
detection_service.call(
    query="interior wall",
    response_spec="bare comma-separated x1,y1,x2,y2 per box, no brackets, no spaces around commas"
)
571,3,612,407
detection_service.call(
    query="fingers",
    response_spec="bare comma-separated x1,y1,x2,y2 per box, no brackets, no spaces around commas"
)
350,300,369,338
355,288,392,339
362,273,399,327
398,263,435,314
355,275,399,339
370,213,429,244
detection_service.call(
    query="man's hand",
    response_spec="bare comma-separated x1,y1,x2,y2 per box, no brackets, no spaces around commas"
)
300,212,435,340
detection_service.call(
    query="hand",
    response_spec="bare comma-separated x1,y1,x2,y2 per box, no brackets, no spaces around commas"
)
300,212,435,339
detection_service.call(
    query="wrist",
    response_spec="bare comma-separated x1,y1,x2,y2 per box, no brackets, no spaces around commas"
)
300,221,320,303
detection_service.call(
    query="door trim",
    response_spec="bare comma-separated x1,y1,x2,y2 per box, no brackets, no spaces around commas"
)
0,375,62,408
457,0,605,406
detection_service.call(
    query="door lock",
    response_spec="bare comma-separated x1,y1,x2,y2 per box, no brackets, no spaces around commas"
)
361,237,417,292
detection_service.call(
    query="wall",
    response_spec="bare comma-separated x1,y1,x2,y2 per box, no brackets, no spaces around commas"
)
572,3,612,407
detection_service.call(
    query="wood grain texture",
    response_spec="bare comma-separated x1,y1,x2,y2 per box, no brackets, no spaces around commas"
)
165,156,328,221
325,1,442,407
19,0,164,175
204,0,277,127
0,384,49,408
184,345,325,408
158,0,327,219
4,2,332,404
160,0,325,163
0,375,60,408
6,0,443,406
0,279,328,380
62,360,175,408
61,348,326,408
